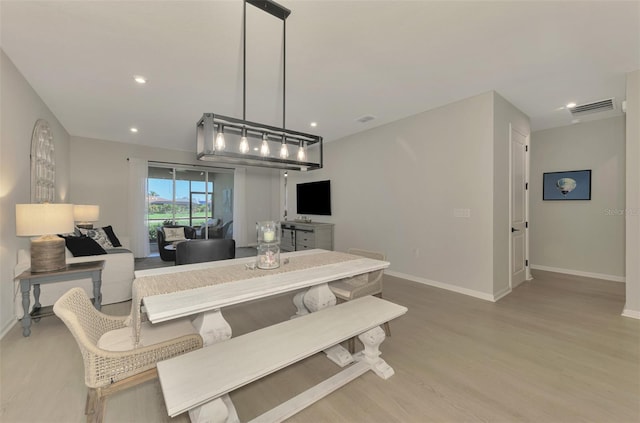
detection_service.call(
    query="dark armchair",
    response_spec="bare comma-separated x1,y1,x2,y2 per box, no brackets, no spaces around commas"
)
157,225,197,262
175,239,236,265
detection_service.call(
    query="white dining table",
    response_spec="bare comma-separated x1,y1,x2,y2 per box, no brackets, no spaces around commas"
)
137,249,390,367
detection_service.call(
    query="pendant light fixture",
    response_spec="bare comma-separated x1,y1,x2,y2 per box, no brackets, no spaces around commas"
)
197,0,322,171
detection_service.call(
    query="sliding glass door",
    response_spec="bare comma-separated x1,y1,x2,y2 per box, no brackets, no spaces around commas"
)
147,164,233,249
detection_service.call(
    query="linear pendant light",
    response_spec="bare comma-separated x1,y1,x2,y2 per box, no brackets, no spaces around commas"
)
197,0,322,171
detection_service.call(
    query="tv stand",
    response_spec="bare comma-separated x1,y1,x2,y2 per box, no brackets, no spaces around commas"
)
281,221,334,252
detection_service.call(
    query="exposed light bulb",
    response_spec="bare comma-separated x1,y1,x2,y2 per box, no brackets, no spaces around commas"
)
215,125,225,151
297,142,306,161
134,76,147,84
260,134,270,156
130,127,138,133
239,128,249,154
279,137,289,159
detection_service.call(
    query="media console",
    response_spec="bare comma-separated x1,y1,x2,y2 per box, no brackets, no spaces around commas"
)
280,221,334,252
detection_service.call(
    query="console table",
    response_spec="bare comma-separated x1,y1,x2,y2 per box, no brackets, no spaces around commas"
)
280,221,334,252
15,260,105,337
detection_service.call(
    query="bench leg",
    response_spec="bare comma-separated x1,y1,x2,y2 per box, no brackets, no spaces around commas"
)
192,309,232,347
188,394,239,423
355,326,394,380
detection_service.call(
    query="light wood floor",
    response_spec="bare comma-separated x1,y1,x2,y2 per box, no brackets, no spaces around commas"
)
1,271,638,422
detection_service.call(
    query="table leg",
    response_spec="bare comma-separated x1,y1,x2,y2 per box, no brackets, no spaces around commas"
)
191,309,232,347
91,270,102,310
33,284,41,310
291,291,309,319
189,311,239,423
20,280,32,337
303,283,354,367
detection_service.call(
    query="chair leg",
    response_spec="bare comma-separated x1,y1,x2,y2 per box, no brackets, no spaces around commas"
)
383,321,391,337
85,388,106,423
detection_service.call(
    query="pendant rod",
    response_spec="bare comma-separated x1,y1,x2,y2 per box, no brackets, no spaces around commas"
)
282,18,286,130
243,0,247,121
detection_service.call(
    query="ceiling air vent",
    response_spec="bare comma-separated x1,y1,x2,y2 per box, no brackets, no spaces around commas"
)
356,115,376,123
569,98,615,117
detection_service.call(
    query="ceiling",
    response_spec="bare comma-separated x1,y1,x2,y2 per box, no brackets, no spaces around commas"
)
1,1,638,153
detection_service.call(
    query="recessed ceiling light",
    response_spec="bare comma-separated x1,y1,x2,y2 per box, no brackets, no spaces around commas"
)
566,102,577,109
134,76,147,84
310,122,317,127
130,127,138,133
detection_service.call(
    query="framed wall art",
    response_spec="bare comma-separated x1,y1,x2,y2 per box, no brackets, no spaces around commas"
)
543,169,591,201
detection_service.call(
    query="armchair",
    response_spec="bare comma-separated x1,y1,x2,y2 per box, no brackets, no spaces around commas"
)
53,288,202,423
157,225,197,261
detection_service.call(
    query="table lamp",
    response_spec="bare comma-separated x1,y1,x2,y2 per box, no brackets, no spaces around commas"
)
73,204,100,229
16,203,74,272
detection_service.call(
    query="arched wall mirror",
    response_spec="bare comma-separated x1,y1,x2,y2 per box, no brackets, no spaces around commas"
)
30,119,56,203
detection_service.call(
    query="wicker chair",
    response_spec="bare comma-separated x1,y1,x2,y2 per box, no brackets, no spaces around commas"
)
53,288,203,423
329,248,390,352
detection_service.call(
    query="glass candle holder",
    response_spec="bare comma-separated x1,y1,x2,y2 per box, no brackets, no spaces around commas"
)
257,221,280,244
257,243,280,269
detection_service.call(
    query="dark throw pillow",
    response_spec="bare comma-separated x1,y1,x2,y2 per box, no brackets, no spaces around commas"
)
61,235,107,257
101,225,122,247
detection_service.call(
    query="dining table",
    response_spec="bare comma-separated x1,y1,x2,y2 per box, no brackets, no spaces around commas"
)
134,249,390,367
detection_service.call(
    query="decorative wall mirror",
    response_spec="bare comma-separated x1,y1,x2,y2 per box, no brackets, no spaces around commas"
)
30,119,56,203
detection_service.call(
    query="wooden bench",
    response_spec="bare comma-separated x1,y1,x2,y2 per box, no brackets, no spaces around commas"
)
156,295,407,423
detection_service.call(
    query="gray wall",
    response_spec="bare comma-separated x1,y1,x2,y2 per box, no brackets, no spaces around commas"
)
69,136,280,248
285,91,528,300
625,70,640,317
0,50,71,336
530,116,626,280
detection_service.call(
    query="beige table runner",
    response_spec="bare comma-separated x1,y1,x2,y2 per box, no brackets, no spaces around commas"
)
130,250,359,343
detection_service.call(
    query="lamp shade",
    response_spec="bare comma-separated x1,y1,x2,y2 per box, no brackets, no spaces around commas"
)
73,204,100,223
16,203,75,236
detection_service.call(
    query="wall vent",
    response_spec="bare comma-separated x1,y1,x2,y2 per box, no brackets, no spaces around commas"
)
569,98,615,117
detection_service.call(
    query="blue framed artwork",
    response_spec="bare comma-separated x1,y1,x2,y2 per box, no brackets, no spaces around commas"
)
543,170,591,200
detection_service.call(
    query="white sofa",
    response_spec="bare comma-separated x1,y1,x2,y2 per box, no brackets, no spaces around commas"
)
14,238,134,318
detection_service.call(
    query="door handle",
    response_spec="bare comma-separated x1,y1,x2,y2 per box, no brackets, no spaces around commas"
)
511,227,520,232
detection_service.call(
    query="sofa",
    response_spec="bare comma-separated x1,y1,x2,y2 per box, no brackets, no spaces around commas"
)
157,225,197,261
14,237,134,318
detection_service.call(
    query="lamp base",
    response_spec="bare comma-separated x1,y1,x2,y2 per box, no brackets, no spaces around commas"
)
76,223,94,229
31,235,66,273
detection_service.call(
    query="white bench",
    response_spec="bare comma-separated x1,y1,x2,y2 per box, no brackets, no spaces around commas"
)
156,295,408,423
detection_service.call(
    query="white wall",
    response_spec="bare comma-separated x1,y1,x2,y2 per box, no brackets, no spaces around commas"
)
624,70,640,318
286,92,514,299
529,116,626,280
69,136,280,248
0,50,71,336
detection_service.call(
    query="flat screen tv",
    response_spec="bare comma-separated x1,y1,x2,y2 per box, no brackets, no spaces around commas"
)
296,180,331,216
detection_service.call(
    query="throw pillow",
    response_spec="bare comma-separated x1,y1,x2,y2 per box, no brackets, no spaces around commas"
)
163,227,187,242
101,225,122,247
77,227,114,250
60,235,107,257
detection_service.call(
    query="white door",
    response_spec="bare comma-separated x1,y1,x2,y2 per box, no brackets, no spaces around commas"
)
511,126,528,288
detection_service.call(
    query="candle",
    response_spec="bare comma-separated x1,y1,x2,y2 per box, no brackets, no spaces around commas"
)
263,230,275,242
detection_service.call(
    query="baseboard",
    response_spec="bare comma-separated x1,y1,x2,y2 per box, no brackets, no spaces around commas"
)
386,270,502,302
0,319,17,341
621,308,640,320
529,264,625,283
